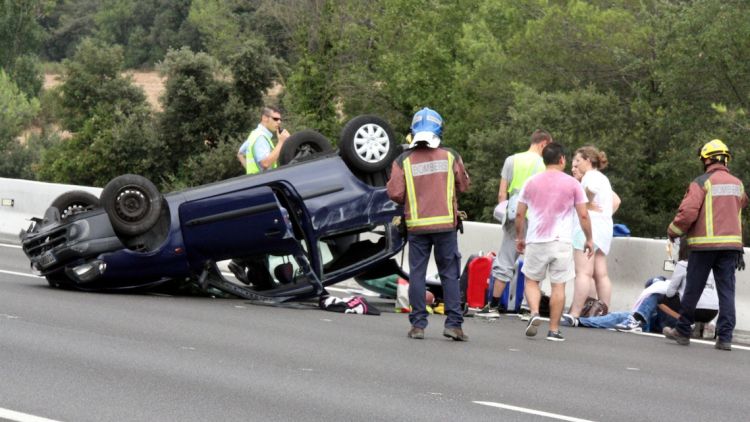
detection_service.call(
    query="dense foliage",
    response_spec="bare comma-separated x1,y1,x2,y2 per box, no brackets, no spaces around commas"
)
1,0,749,240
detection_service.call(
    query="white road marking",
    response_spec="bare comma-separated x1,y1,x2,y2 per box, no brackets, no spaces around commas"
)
474,401,596,422
634,331,750,351
0,269,41,279
0,242,22,249
0,407,64,422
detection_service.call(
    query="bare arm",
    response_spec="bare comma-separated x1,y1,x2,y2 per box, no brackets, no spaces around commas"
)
584,187,602,212
612,192,621,214
658,303,680,319
575,202,594,258
259,129,290,170
237,151,247,168
498,177,509,203
515,202,527,254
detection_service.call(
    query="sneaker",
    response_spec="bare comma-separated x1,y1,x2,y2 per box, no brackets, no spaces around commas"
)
476,304,500,318
546,330,565,341
561,313,579,327
615,314,642,332
464,306,482,317
663,326,690,345
525,314,542,337
715,340,732,351
443,327,469,341
407,327,425,340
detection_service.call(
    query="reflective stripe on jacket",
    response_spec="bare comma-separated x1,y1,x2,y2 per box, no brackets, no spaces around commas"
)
668,164,748,251
386,146,470,234
245,128,276,174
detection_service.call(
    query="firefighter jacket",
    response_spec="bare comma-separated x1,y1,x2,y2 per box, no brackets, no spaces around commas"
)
386,146,470,234
668,163,748,251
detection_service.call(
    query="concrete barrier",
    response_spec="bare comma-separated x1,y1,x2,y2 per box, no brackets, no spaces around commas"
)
0,177,102,236
1,178,748,330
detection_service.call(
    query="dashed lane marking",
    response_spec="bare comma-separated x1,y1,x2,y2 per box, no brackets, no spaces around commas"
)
0,242,22,249
474,401,597,422
0,407,64,422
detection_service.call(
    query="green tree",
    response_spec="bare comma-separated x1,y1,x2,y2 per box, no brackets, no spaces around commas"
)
229,37,280,108
0,0,52,69
157,47,251,177
56,38,147,131
0,69,41,178
0,69,40,146
187,0,243,63
37,104,165,186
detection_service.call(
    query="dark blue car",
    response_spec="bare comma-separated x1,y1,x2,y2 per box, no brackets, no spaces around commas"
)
20,117,407,302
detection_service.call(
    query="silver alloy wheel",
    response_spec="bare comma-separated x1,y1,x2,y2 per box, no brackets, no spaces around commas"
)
353,123,390,163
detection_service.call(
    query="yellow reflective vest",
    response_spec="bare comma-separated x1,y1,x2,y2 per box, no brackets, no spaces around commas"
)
245,128,276,174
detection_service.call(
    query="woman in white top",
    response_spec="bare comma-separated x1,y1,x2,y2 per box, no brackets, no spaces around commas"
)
568,146,620,317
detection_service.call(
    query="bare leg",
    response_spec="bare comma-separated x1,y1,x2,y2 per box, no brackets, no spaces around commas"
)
524,278,541,315
593,251,612,306
549,282,565,332
569,250,594,317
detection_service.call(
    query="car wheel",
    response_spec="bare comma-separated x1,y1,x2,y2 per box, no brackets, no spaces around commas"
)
279,130,333,165
340,115,398,173
101,174,163,237
50,190,100,221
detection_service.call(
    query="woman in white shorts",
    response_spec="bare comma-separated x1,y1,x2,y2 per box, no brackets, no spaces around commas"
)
568,146,620,317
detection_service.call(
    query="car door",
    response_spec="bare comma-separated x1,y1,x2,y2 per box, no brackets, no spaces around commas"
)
178,185,303,265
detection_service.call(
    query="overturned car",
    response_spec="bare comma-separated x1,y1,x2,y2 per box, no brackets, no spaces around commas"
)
20,116,407,302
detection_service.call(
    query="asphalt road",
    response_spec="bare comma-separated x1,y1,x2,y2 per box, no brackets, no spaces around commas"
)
1,235,749,422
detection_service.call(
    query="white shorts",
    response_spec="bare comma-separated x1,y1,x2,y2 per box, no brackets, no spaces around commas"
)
521,241,574,284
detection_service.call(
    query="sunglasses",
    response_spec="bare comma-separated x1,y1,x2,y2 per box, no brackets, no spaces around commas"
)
269,116,282,122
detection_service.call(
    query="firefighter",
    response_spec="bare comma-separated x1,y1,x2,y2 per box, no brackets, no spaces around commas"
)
386,108,471,341
664,139,748,351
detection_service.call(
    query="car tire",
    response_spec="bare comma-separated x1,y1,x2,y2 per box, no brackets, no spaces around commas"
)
340,115,398,173
101,174,163,237
278,130,334,165
50,190,100,221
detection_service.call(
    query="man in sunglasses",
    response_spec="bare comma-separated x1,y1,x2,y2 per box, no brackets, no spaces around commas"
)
231,106,291,288
237,106,291,174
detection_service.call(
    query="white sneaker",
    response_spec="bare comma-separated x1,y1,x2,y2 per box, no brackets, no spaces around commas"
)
561,313,578,327
614,314,642,332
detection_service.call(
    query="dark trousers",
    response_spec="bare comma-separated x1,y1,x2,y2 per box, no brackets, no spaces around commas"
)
676,250,738,342
408,231,463,329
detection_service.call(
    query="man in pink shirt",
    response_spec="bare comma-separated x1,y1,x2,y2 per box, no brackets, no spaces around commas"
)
515,142,594,341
